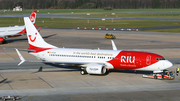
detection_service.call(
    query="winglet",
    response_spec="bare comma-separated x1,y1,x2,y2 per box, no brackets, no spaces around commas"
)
111,40,117,50
15,48,25,66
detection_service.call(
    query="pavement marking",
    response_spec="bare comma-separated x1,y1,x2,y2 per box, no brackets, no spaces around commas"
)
0,74,13,90
34,73,54,88
27,95,35,101
153,91,172,101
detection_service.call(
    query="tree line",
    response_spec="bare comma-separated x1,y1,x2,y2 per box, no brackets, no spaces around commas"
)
1,0,180,9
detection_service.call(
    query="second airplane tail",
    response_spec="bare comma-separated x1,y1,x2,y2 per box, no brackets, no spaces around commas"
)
29,10,37,25
24,17,57,52
16,10,37,35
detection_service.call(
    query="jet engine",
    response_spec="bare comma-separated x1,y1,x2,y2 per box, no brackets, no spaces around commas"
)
81,64,107,75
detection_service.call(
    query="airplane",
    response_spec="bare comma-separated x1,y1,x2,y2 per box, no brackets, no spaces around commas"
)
15,17,173,75
0,10,37,44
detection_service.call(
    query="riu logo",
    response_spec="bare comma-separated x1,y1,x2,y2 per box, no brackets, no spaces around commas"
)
28,32,37,42
121,56,135,63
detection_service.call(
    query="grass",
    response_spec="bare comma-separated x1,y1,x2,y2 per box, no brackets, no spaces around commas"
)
1,9,180,32
0,17,24,26
47,13,180,19
1,17,180,29
33,18,180,33
1,9,180,15
35,19,180,29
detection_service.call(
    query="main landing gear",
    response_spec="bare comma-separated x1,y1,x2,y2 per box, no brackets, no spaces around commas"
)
2,40,7,44
80,69,87,75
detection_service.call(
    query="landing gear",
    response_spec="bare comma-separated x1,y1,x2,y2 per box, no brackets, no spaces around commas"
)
104,69,110,75
80,68,87,75
38,66,43,72
2,40,7,44
80,70,85,75
80,70,88,75
154,74,157,79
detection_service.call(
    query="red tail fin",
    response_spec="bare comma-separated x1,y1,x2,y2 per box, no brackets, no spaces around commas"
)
29,10,37,25
17,10,37,35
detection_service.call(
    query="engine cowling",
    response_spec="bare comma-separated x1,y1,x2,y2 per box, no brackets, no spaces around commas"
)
0,37,4,43
86,64,107,74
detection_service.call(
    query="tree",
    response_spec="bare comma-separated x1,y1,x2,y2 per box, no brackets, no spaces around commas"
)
58,0,66,9
153,0,160,8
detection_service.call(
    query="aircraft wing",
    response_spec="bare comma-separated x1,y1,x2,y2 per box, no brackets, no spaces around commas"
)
20,59,104,67
4,48,35,52
31,60,104,67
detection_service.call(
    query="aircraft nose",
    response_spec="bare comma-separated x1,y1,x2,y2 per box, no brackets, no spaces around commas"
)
164,60,173,69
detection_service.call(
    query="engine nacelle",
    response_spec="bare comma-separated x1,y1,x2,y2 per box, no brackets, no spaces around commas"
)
86,64,107,74
0,37,4,43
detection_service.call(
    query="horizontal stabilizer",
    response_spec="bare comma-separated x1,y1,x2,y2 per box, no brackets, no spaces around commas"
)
15,48,25,66
4,48,35,52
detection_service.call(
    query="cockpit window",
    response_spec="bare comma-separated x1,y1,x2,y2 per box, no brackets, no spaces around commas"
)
156,58,165,61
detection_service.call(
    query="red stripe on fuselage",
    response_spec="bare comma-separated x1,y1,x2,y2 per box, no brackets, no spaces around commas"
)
17,26,38,35
17,28,26,35
107,50,164,70
28,44,52,53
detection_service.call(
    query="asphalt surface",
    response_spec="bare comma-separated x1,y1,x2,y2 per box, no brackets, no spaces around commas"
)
0,29,180,101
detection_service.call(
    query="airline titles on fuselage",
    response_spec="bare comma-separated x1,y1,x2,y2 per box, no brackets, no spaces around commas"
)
73,51,113,56
48,51,138,64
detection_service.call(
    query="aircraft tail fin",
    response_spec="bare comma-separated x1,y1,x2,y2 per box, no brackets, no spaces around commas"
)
29,10,37,25
24,17,57,51
16,10,37,35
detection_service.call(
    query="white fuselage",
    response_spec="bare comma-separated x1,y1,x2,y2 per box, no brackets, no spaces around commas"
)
30,48,117,69
19,17,173,75
29,48,172,71
0,26,25,38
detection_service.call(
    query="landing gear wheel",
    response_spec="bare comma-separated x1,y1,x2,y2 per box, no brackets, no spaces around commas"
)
80,70,87,75
2,40,7,44
80,70,85,75
154,75,157,79
105,70,110,75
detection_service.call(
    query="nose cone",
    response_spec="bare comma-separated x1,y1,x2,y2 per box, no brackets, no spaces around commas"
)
163,60,173,69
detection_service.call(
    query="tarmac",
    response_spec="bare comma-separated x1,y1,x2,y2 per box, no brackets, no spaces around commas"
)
0,29,180,101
